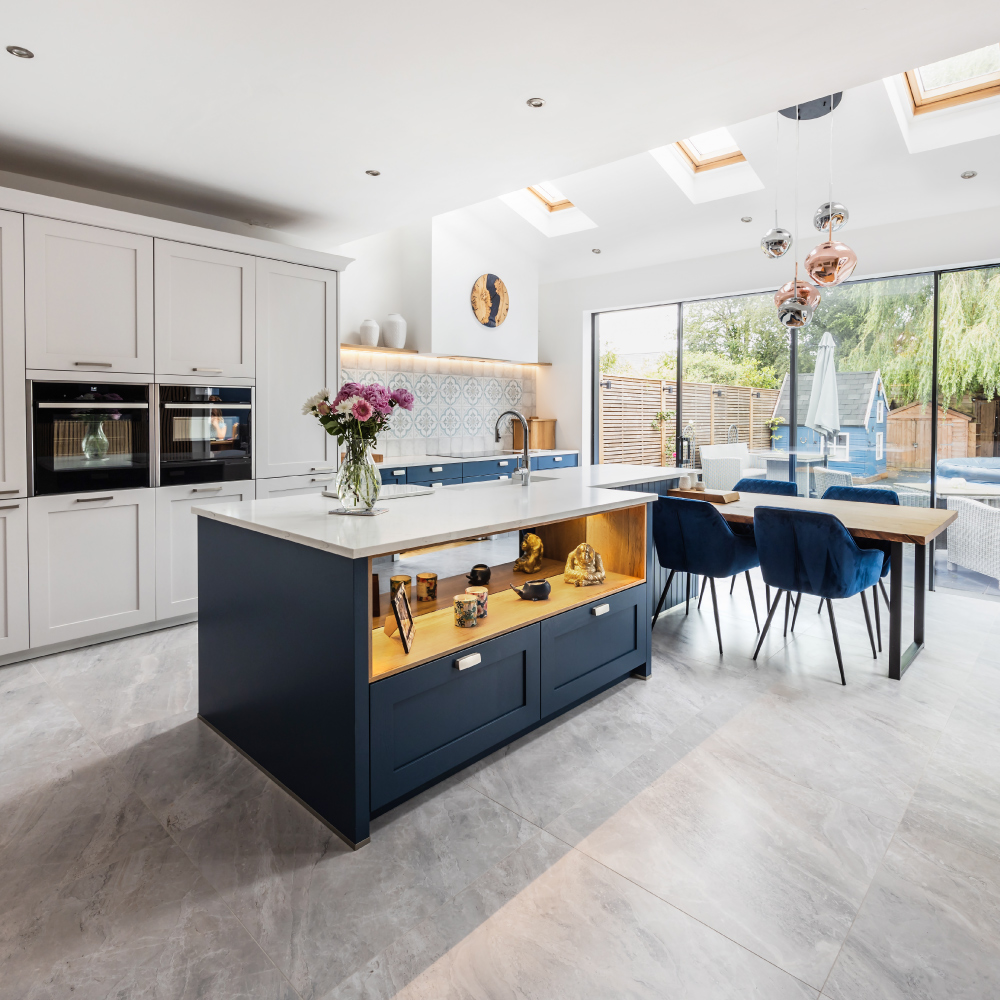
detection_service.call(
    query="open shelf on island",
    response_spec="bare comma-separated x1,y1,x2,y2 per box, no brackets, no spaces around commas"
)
370,504,646,681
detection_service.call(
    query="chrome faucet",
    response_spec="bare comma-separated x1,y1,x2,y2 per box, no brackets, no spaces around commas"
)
496,409,530,485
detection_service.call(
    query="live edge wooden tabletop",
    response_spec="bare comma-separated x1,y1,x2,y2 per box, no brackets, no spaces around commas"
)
714,494,956,546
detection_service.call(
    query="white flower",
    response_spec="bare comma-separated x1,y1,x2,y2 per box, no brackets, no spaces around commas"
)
302,389,330,415
335,395,361,414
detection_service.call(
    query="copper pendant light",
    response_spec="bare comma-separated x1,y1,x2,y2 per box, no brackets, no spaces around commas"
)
775,264,820,329
804,216,858,287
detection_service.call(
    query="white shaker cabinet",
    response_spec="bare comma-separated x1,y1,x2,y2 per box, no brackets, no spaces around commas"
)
155,480,253,619
0,210,27,499
0,500,29,657
255,259,337,479
154,241,255,378
254,473,334,499
24,216,154,374
28,489,156,646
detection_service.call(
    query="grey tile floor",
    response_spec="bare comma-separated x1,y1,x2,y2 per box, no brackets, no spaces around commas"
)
2,573,999,998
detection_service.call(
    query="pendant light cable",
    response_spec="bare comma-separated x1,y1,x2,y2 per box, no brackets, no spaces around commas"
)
828,94,834,208
774,111,780,228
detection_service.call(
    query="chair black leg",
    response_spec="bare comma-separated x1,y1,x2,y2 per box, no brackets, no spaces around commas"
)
686,573,691,615
652,569,675,629
790,591,802,631
826,599,847,685
730,575,736,595
708,577,722,655
745,571,759,632
783,590,792,637
698,577,706,610
753,589,784,660
878,577,890,610
860,590,877,660
817,597,824,614
872,583,881,652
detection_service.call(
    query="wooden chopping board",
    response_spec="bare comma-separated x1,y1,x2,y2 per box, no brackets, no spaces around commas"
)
665,488,740,504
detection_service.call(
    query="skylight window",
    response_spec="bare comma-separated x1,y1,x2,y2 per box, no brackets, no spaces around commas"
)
527,181,574,212
906,43,1000,113
676,127,746,172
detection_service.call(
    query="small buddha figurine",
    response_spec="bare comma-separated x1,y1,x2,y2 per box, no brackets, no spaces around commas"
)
564,542,605,587
513,532,544,573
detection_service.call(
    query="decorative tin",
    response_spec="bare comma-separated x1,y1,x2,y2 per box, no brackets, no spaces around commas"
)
390,575,412,602
453,593,479,628
416,572,438,603
465,585,489,618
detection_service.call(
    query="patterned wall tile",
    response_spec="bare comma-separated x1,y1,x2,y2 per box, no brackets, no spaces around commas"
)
439,407,462,438
438,375,461,406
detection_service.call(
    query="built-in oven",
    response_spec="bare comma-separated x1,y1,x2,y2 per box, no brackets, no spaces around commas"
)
30,381,152,495
157,385,252,486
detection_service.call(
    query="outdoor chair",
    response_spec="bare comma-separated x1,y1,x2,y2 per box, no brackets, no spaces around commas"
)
752,507,882,684
813,467,853,497
652,496,760,654
945,496,1000,586
699,443,766,492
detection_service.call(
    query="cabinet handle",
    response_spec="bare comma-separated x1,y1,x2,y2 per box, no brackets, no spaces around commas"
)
310,476,333,483
193,367,223,373
311,468,334,473
554,456,563,461
454,652,482,670
0,489,19,494
76,495,114,503
431,482,443,487
0,503,20,510
430,466,443,473
498,475,509,480
191,486,223,492
591,603,610,617
498,461,508,467
74,361,113,367
392,470,405,476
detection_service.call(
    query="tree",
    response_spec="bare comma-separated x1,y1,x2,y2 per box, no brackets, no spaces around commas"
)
682,294,789,378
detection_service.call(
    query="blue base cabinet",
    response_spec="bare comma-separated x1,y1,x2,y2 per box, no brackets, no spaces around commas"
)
539,587,646,717
370,626,541,811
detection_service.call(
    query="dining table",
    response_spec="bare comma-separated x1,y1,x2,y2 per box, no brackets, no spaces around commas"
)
713,492,956,679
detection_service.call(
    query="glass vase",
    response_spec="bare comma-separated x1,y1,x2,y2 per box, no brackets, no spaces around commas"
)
81,419,110,461
337,438,381,510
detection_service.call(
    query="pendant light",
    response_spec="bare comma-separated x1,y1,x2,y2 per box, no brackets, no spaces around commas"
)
760,112,792,258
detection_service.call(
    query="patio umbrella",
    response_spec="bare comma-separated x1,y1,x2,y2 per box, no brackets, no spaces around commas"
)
805,331,840,443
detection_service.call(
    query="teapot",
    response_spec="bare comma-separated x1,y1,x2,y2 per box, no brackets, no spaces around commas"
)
466,564,491,585
509,579,551,601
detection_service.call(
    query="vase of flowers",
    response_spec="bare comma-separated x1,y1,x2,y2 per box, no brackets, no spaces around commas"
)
303,381,414,510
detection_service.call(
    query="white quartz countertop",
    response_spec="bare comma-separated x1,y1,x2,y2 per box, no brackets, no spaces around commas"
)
194,464,662,560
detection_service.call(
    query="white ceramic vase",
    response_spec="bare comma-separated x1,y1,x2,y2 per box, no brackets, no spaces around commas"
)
382,313,407,349
359,319,380,347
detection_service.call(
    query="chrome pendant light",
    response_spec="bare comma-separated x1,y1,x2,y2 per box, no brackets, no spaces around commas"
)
775,264,820,329
761,112,793,258
813,201,849,232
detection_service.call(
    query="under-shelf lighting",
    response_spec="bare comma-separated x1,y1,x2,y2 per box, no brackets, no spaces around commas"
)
339,343,550,367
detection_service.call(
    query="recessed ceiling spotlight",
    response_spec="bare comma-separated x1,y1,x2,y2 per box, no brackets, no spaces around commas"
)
526,97,546,108
591,248,601,254
741,216,753,223
365,169,381,176
6,45,33,58
961,170,978,179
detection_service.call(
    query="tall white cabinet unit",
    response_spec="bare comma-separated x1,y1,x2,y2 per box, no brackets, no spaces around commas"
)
28,489,156,646
255,259,337,479
24,217,154,374
0,210,26,499
154,241,255,378
155,481,254,619
0,501,29,656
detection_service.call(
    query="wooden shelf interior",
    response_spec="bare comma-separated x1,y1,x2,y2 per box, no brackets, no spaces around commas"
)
370,505,646,681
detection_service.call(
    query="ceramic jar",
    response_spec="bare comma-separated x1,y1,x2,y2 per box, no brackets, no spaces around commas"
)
465,586,489,618
453,593,478,628
359,319,380,346
382,313,407,349
416,573,438,602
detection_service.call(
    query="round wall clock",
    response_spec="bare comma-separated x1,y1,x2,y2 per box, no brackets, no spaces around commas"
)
470,273,509,328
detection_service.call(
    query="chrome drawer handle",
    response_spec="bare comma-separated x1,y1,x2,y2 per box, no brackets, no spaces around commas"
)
193,367,223,373
191,486,223,492
0,503,20,510
392,470,405,476
76,495,114,502
498,460,508,467
74,361,112,367
0,489,20,494
311,468,333,473
430,466,443,473
455,652,481,670
310,476,333,482
591,604,610,617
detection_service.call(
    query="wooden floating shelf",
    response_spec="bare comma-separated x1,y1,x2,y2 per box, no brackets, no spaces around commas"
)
339,343,550,367
340,344,418,356
370,571,644,682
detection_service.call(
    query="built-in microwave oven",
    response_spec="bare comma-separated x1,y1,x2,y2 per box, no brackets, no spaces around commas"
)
157,385,252,486
30,381,152,495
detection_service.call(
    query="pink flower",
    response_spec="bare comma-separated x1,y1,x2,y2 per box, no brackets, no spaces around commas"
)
390,388,414,410
352,398,373,421
317,401,330,415
361,382,393,415
333,382,364,407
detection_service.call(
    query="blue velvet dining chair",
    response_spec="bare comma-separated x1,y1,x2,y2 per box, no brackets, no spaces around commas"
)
728,478,798,608
818,485,897,650
752,507,883,684
652,496,761,655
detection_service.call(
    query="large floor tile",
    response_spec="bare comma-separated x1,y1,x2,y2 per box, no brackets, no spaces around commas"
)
574,745,896,989
326,837,818,1000
824,828,1000,1000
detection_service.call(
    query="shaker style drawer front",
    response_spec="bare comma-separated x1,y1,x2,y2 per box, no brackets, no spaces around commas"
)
463,474,508,483
532,453,578,470
370,625,541,810
380,467,407,485
539,586,646,717
462,458,515,477
406,463,461,483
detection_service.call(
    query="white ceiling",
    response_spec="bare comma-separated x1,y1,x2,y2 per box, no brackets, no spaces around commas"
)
0,0,998,248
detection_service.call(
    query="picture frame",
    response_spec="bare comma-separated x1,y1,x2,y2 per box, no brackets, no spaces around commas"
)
391,582,415,653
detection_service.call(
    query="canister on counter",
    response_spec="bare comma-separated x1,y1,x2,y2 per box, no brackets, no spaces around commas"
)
416,572,438,603
465,585,489,618
453,593,479,628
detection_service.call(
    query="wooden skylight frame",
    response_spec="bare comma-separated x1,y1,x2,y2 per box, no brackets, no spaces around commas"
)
527,185,574,212
675,139,746,173
904,64,1000,115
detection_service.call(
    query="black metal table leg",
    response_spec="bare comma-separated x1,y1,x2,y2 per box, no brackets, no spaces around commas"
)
888,540,903,680
913,543,926,647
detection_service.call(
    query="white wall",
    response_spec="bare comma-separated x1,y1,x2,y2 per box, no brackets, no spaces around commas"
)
431,205,538,363
538,204,1000,463
338,220,432,351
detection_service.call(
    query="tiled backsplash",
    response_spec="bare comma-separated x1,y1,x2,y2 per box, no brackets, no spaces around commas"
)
340,352,536,458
